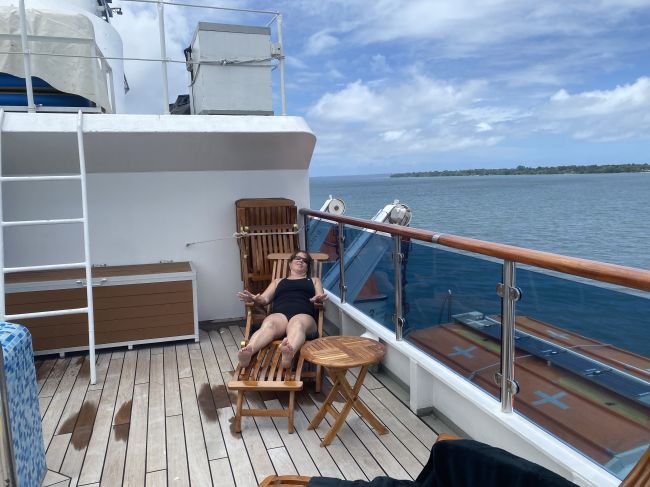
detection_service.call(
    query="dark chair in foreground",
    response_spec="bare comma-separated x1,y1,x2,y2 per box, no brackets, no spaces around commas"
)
260,433,650,487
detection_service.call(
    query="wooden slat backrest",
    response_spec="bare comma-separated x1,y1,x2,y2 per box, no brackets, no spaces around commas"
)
235,199,299,294
268,252,329,281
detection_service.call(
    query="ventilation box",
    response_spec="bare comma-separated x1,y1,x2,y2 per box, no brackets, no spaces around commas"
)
189,22,273,115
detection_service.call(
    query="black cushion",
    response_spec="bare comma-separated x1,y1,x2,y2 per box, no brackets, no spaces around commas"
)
418,439,579,487
306,439,578,487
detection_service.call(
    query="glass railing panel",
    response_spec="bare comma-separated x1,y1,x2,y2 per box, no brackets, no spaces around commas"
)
513,268,650,480
402,242,503,399
305,217,338,278
344,228,396,330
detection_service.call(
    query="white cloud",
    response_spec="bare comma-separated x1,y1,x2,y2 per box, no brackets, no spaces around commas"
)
309,75,487,128
306,74,514,164
542,77,650,141
304,30,339,56
476,122,493,132
112,2,193,113
370,54,392,74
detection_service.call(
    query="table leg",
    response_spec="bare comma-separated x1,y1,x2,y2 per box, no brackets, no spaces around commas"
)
320,369,353,446
308,370,342,430
339,366,388,435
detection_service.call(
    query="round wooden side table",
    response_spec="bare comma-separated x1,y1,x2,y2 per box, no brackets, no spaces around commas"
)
298,336,388,447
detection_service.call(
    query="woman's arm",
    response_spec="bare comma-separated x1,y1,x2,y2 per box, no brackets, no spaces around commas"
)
237,279,279,306
310,277,328,303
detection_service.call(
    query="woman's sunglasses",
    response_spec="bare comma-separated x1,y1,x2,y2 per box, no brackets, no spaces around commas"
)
292,256,310,263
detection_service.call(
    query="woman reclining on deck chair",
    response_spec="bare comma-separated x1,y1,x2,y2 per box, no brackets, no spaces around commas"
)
237,250,327,369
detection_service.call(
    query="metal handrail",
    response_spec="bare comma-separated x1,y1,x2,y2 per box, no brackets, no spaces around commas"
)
300,208,650,293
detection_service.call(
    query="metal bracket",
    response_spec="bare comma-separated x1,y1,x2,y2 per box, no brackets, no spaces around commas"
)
496,283,522,301
494,372,520,394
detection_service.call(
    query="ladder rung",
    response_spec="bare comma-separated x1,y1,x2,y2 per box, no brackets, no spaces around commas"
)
4,262,87,273
2,218,84,227
0,175,82,182
6,307,88,321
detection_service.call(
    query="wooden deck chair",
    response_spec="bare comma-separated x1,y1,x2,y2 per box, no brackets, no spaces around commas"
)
235,198,299,296
228,252,328,434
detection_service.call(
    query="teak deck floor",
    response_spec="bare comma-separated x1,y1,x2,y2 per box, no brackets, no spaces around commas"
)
35,325,440,487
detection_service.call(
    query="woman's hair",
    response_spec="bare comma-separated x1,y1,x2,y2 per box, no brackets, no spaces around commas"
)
289,249,312,277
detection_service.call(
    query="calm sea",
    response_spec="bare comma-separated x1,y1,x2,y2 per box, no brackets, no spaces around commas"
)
310,172,650,271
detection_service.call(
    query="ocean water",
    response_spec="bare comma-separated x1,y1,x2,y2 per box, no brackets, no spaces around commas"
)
310,172,650,270
310,172,650,357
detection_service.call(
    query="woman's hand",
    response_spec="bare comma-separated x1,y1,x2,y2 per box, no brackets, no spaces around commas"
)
237,290,258,304
310,293,328,304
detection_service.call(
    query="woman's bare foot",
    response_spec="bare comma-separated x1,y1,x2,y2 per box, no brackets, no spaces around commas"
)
280,338,295,369
237,346,254,368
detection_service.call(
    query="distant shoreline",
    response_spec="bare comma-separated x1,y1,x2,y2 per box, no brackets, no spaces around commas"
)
391,163,650,178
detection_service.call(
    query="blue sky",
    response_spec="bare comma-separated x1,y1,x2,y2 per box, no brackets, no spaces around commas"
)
112,0,650,176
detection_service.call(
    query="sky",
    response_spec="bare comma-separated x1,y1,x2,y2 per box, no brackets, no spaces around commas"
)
110,0,650,176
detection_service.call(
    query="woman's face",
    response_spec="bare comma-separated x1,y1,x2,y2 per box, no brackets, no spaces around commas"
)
289,252,309,275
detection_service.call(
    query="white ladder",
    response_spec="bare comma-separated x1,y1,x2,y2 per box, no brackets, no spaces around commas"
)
0,109,97,384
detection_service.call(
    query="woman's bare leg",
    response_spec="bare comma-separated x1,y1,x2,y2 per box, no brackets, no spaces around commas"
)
280,314,317,368
238,314,288,367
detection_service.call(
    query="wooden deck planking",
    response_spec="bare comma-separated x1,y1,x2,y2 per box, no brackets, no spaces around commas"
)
134,348,151,385
147,352,166,473
209,459,235,487
178,377,213,486
87,353,112,392
77,356,124,485
41,358,85,449
266,399,320,478
217,405,258,487
37,327,440,487
176,344,192,379
187,346,228,460
166,414,189,487
37,358,58,393
40,358,72,398
370,387,437,450
267,447,297,476
146,470,167,487
307,389,385,480
123,383,149,487
357,386,430,466
207,330,234,374
59,388,102,486
163,346,182,416
45,433,71,473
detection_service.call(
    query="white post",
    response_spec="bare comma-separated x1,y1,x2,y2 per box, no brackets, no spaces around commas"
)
277,13,286,115
77,112,97,384
91,44,102,112
18,0,35,112
157,0,170,115
107,63,116,114
0,109,5,321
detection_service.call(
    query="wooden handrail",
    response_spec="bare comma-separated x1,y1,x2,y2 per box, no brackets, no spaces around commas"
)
300,208,650,293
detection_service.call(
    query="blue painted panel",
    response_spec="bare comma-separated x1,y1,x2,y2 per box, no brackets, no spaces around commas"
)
0,323,46,487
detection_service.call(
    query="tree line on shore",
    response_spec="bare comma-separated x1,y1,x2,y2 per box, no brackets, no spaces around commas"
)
391,163,650,178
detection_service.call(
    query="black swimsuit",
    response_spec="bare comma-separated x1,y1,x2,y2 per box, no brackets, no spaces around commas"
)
272,277,316,320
